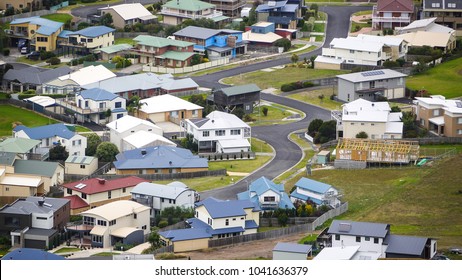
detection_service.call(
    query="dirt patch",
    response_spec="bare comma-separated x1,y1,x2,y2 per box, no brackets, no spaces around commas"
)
458,69,462,76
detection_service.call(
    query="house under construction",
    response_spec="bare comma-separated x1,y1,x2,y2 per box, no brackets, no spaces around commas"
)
335,138,420,166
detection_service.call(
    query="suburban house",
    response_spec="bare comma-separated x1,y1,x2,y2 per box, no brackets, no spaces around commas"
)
62,176,149,215
97,44,133,61
184,110,251,153
422,0,462,36
173,26,246,60
332,98,404,140
113,146,209,175
255,0,303,29
8,16,64,51
237,176,294,210
201,0,245,17
65,155,98,176
0,0,42,11
0,197,70,249
212,84,261,114
243,22,283,47
159,197,260,252
372,0,415,30
413,95,462,137
106,115,163,152
71,200,150,248
336,69,408,102
0,154,43,197
131,181,198,220
24,96,60,116
99,3,157,29
139,94,203,134
396,30,456,52
13,159,64,192
161,0,229,26
13,123,87,156
2,66,71,93
355,34,408,61
131,35,196,67
273,242,313,260
58,26,115,56
0,138,42,160
122,131,176,152
290,177,341,208
42,65,116,95
82,72,199,99
320,220,437,259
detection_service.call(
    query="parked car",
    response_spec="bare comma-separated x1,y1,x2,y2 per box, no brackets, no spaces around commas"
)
449,247,462,254
432,254,450,260
20,47,29,54
26,51,40,60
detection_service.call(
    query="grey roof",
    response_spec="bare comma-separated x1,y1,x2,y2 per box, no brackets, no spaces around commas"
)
174,26,221,40
195,197,260,219
0,152,16,166
273,242,312,254
14,159,60,178
385,234,428,256
337,69,407,83
3,66,71,85
131,181,191,199
65,155,96,165
189,118,209,128
0,197,69,215
24,228,58,237
219,84,261,96
328,220,390,238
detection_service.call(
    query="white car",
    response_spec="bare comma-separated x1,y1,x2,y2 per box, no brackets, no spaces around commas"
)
20,47,29,54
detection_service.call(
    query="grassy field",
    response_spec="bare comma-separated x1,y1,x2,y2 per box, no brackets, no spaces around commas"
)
58,0,120,11
156,175,243,193
247,103,304,126
208,156,272,173
221,67,348,90
287,87,343,111
15,57,42,65
313,22,325,33
350,21,371,32
41,13,73,23
250,137,273,154
114,37,135,45
0,105,59,136
406,57,462,98
91,252,120,257
54,247,80,254
287,155,462,248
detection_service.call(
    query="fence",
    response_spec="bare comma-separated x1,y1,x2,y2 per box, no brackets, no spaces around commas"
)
50,1,69,11
142,58,229,74
0,9,56,23
152,245,174,255
208,202,348,248
83,61,116,69
6,99,74,123
199,151,255,161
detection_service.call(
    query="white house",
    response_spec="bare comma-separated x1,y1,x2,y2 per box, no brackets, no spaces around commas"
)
131,181,198,219
237,176,294,210
13,123,87,156
355,34,408,61
290,177,340,208
184,110,251,153
71,88,127,125
106,115,164,152
331,98,403,140
99,3,157,29
122,130,176,151
79,200,150,248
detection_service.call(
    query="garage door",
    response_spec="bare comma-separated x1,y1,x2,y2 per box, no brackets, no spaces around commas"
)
149,113,166,123
25,239,46,249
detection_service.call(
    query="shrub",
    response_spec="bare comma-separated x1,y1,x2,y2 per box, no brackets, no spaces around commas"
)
303,81,314,88
281,83,295,92
356,131,368,139
3,49,10,56
40,51,56,61
383,60,400,68
158,220,168,228
262,106,268,116
243,114,256,122
47,57,61,65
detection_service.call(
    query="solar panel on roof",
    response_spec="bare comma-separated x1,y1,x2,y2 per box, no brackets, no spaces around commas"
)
338,222,351,232
360,70,385,77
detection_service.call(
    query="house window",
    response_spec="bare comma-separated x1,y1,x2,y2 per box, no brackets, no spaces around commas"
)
81,193,87,199
230,129,241,135
36,217,47,220
457,129,462,135
356,236,361,242
203,131,210,137
365,237,370,241
5,187,9,191
109,220,116,226
433,109,440,116
92,235,103,243
73,140,81,146
448,3,456,8
108,191,111,199
361,123,364,125
349,50,354,54
88,38,93,43
134,214,137,219
142,225,147,230
81,38,87,43
83,216,95,226
67,189,72,195
161,198,164,203
97,220,107,226
192,110,198,117
4,217,20,226
215,130,225,136
374,238,379,244
458,117,462,124
335,234,340,241
264,196,275,202
122,188,126,193
432,3,440,7
225,219,229,226
80,164,85,169
115,102,122,108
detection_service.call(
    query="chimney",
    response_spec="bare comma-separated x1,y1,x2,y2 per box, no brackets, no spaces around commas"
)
141,149,147,155
98,178,106,184
38,197,45,206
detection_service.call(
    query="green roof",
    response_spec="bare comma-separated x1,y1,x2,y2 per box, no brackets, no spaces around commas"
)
65,155,96,165
0,152,16,166
220,84,261,96
212,15,230,22
162,0,215,11
0,138,41,154
134,35,194,48
14,159,60,178
99,44,133,54
156,51,196,61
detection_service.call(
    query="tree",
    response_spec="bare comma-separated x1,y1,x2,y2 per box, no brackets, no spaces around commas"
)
95,142,119,162
391,106,401,112
291,53,299,64
191,54,202,66
308,119,323,137
315,120,336,144
401,111,418,138
189,94,207,107
356,131,368,139
310,3,319,17
262,106,268,116
85,134,102,156
148,230,162,250
233,107,245,119
49,144,69,161
273,38,291,52
181,133,198,153
104,109,112,123
100,13,113,28
127,96,146,118
310,56,316,68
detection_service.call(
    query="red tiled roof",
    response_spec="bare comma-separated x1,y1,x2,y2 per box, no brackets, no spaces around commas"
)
64,195,89,210
377,0,414,12
62,176,149,195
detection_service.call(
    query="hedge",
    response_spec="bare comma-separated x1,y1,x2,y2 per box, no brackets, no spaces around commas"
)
280,81,316,92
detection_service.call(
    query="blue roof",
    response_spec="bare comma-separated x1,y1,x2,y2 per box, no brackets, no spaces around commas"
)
159,228,212,241
10,17,63,36
13,123,76,140
245,220,258,229
195,197,259,219
290,190,323,205
279,193,295,209
2,248,65,260
114,146,208,170
111,108,127,113
212,226,245,235
78,88,119,101
294,177,334,194
237,176,294,209
282,4,299,13
256,1,288,12
68,26,115,38
58,30,73,38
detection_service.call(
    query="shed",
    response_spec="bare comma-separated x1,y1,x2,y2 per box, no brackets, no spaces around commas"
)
316,150,331,164
65,155,98,176
272,242,312,260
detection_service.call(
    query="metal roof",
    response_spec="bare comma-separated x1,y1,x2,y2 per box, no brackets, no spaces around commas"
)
14,159,60,178
337,68,407,83
3,66,71,85
25,95,56,107
294,177,335,194
0,152,16,166
63,176,148,195
2,248,65,260
384,234,428,256
99,3,154,20
65,155,97,165
0,197,69,215
186,111,249,131
68,26,115,38
123,130,176,148
10,16,63,36
99,43,133,54
13,123,76,140
156,51,195,61
256,0,288,12
330,37,384,53
81,200,150,221
219,84,261,96
159,228,212,241
134,35,194,48
327,220,390,238
162,0,215,11
77,88,119,101
195,197,259,219
106,115,162,134
58,65,116,86
174,26,221,40
131,181,191,199
0,138,41,154
140,94,203,114
377,0,414,12
273,242,312,254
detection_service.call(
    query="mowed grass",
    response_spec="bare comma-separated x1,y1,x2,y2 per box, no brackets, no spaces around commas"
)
221,67,349,90
41,13,73,23
247,104,304,126
286,155,462,248
251,137,273,154
155,175,243,193
208,156,272,173
287,87,343,110
54,247,80,254
406,57,462,98
0,105,59,136
114,37,135,46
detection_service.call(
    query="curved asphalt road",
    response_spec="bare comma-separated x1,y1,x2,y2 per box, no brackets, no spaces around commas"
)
199,6,372,200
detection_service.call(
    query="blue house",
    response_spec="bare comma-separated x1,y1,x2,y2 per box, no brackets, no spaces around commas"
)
256,0,302,29
237,176,294,210
173,26,247,59
113,146,209,175
290,177,341,208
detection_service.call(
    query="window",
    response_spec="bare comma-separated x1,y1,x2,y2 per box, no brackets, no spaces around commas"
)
349,50,355,54
122,188,126,193
97,220,107,226
215,130,225,136
433,109,440,116
203,131,210,137
356,236,361,242
72,140,81,146
142,225,147,230
161,198,164,203
241,217,244,220
108,191,111,199
81,193,87,199
457,129,462,135
92,235,103,243
83,216,95,226
365,237,370,241
115,102,122,108
67,189,72,195
335,234,340,241
374,238,379,244
88,38,93,43
80,164,85,169
81,38,87,43
5,187,9,191
134,214,137,219
225,219,229,226
264,196,276,202
230,129,241,135
458,117,462,124
109,220,116,226
361,123,365,126
432,3,440,7
36,217,47,220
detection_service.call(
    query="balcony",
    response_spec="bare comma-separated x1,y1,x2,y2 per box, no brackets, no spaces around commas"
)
56,99,109,115
372,6,411,24
161,9,224,20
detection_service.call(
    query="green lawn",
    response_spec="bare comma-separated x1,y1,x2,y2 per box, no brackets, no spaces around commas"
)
0,105,59,136
156,175,243,193
41,13,73,23
75,125,92,133
250,137,273,154
15,57,42,65
54,247,80,254
350,21,371,33
91,252,120,257
114,38,135,46
209,155,272,173
221,67,349,90
313,22,325,33
288,155,462,248
247,104,304,126
287,87,343,111
353,10,373,16
406,57,462,98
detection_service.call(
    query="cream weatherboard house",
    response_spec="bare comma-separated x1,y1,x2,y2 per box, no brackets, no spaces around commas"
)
99,3,156,29
65,155,98,176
